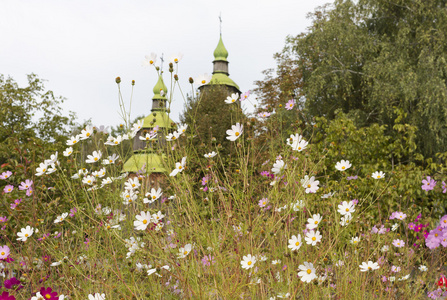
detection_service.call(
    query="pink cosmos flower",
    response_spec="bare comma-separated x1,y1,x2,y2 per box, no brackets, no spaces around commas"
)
239,91,250,101
421,176,436,191
392,239,405,248
18,179,33,191
0,245,10,260
0,216,7,223
443,181,447,193
3,185,13,193
25,188,33,196
285,99,295,110
258,198,269,208
391,265,401,273
440,215,447,228
0,171,12,180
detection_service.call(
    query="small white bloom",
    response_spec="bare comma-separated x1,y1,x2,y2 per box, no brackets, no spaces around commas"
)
178,244,192,258
241,254,256,269
298,262,317,283
63,147,73,157
359,261,380,272
305,230,322,246
335,160,352,171
204,151,217,158
372,171,385,179
288,235,302,251
226,123,243,141
225,93,239,104
54,212,69,224
195,73,212,86
85,150,102,164
301,175,320,193
271,159,286,175
306,214,322,230
419,265,427,272
350,236,361,245
169,157,187,177
17,226,34,242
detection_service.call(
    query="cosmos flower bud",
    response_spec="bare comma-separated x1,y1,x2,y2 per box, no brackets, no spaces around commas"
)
169,62,173,68
115,77,121,84
174,74,178,81
189,77,194,84
132,80,135,85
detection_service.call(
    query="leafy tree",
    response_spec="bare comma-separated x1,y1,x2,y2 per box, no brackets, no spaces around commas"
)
257,0,447,158
0,74,76,165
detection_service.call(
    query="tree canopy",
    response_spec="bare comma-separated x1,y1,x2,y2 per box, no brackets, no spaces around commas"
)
256,0,447,158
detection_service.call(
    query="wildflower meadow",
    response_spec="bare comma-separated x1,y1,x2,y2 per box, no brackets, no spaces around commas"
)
1,56,447,300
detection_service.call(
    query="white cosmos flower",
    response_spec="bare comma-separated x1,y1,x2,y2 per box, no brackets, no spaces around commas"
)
337,201,355,216
271,159,286,175
66,135,81,146
139,132,157,141
80,125,94,140
124,177,140,191
306,214,322,230
178,244,192,258
134,211,152,231
17,226,34,241
166,131,180,141
54,212,69,224
144,188,162,204
169,157,187,177
287,134,308,151
301,175,320,193
142,53,157,66
195,73,212,86
225,93,239,104
340,214,352,226
63,147,73,157
288,235,302,251
35,162,49,176
335,160,352,171
419,265,427,272
204,151,217,158
151,211,165,223
226,123,243,141
241,254,256,270
304,230,322,246
359,261,380,272
88,293,105,300
82,175,96,186
102,154,119,165
350,236,361,245
178,124,188,134
85,151,102,164
298,262,317,283
169,52,183,64
372,171,385,179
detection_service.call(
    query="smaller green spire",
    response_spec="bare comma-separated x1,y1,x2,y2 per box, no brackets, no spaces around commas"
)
213,36,228,62
152,74,168,100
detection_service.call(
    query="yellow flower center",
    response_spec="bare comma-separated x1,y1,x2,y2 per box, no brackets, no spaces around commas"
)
295,242,300,246
94,157,98,161
435,233,438,237
25,234,29,237
45,294,52,299
377,175,381,178
307,269,312,274
114,141,118,144
201,80,206,84
86,132,90,137
179,166,182,170
298,147,302,150
346,208,349,212
150,60,154,64
342,166,345,169
247,261,252,265
314,221,318,224
1,252,5,255
307,184,311,188
368,267,371,270
232,99,235,102
143,220,147,224
153,196,156,199
73,140,77,143
174,58,178,62
312,237,316,241
172,136,176,140
235,132,240,136
42,169,46,172
184,251,188,255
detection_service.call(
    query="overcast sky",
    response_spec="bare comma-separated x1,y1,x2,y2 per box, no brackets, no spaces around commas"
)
1,0,331,128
